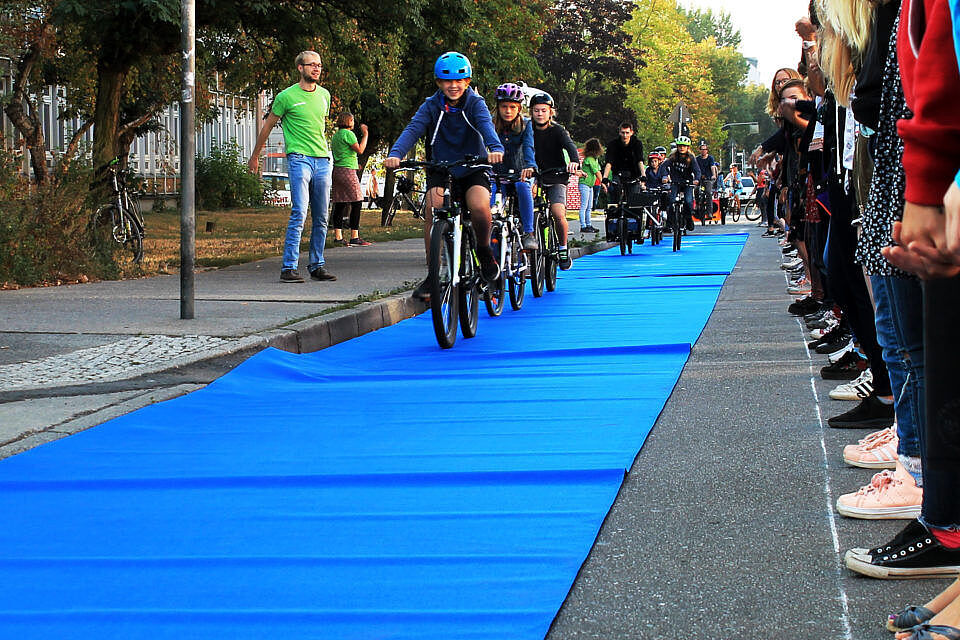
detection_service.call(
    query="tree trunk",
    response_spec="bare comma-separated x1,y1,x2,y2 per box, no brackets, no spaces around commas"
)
3,43,48,184
92,60,128,170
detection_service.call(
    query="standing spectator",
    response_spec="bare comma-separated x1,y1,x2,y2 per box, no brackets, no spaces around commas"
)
579,138,603,233
248,50,335,283
364,167,379,210
330,112,371,247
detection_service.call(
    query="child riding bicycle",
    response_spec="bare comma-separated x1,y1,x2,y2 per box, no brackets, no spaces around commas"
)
383,52,504,300
663,136,702,231
490,82,538,251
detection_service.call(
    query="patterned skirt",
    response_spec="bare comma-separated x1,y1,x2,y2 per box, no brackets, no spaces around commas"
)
331,166,363,203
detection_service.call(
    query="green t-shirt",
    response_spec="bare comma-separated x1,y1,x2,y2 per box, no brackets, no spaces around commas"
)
580,156,601,186
271,84,331,158
331,128,359,169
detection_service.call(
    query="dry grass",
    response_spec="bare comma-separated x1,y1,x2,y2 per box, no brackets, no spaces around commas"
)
136,205,424,275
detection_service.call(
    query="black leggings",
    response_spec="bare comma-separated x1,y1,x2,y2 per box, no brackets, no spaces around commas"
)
332,201,362,230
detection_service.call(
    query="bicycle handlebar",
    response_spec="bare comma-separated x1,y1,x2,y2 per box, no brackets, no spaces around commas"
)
397,155,492,173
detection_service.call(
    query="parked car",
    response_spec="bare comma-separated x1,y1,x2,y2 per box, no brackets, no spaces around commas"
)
262,172,290,207
739,176,755,200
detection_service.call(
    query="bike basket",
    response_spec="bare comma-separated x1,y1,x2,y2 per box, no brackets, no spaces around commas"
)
629,191,660,208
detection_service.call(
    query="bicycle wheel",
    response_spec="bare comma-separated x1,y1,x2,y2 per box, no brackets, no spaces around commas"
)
429,220,459,349
672,205,682,252
530,215,546,298
382,196,400,227
484,224,506,317
617,215,627,256
545,216,558,292
744,202,762,221
731,202,741,222
508,231,526,310
458,240,480,338
90,206,144,266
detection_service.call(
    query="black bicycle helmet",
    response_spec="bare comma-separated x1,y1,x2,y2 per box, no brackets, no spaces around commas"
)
528,92,554,108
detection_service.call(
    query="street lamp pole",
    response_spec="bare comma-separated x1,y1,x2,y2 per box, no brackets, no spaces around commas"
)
179,0,196,319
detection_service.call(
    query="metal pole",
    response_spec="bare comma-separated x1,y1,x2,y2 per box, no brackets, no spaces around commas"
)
179,0,196,319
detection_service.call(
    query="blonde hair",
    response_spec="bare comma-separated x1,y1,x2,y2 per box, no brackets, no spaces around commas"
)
819,21,857,106
817,0,874,54
766,68,803,118
295,51,321,67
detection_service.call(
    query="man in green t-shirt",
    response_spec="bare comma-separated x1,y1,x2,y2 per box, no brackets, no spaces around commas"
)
248,50,336,283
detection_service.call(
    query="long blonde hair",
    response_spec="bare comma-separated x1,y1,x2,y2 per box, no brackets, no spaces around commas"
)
817,0,875,106
766,68,803,118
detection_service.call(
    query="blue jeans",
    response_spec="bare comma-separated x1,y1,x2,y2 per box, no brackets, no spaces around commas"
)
870,275,924,482
578,183,593,228
285,154,331,272
490,179,534,233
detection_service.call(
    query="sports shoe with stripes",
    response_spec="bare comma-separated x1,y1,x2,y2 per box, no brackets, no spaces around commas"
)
830,368,874,400
842,425,898,469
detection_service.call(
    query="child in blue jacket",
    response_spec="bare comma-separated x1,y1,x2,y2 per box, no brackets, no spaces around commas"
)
489,82,538,250
384,52,504,299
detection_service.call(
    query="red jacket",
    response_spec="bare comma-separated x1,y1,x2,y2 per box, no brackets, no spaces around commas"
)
897,0,960,205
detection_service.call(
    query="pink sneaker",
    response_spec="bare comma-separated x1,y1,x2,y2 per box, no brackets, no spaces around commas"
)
836,465,922,519
842,426,897,469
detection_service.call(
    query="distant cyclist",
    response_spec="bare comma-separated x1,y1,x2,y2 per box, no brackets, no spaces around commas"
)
644,151,669,189
530,92,580,270
663,136,702,231
696,143,719,198
490,82,538,250
722,164,743,212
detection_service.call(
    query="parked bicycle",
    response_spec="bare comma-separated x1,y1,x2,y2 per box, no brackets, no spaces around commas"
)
381,170,426,226
89,157,145,264
529,168,566,297
398,156,492,349
489,169,531,314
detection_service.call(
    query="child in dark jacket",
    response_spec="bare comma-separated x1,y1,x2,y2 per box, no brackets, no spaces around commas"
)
384,52,504,299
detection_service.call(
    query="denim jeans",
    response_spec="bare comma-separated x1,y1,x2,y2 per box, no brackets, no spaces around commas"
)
490,179,534,233
578,183,593,228
870,275,924,482
285,154,331,272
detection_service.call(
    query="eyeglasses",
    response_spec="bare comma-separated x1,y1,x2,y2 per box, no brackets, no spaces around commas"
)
775,78,790,87
301,62,322,69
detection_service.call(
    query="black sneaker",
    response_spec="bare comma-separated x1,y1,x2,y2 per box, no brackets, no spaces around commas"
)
788,296,822,316
821,350,867,380
309,266,337,281
477,246,500,283
844,522,960,578
815,334,853,355
808,325,846,350
827,394,895,429
558,247,572,270
761,230,776,237
280,269,304,283
412,277,431,300
847,519,928,562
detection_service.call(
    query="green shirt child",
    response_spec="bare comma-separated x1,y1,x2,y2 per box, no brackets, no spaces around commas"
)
331,128,359,169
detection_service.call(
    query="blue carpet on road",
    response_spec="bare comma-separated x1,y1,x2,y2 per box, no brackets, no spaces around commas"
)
0,233,747,639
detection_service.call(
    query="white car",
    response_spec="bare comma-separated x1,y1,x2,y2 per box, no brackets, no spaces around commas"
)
739,176,755,200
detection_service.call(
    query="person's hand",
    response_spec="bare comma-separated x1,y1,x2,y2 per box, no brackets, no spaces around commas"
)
487,151,504,164
520,168,533,180
383,157,400,170
567,161,580,174
601,183,608,192
359,123,368,135
944,181,960,261
247,155,260,174
795,17,816,41
882,202,960,279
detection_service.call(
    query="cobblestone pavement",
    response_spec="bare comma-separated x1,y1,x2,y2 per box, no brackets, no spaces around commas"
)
0,335,241,391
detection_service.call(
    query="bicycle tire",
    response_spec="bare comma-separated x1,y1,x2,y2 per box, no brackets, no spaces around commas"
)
530,215,546,298
91,205,144,265
508,231,526,310
731,203,741,223
545,216,558,292
672,204,682,252
484,224,506,317
429,220,459,349
617,215,627,256
744,202,762,221
458,240,479,338
382,196,400,227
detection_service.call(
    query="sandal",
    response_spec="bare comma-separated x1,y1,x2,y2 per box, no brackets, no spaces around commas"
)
901,624,960,640
889,606,936,632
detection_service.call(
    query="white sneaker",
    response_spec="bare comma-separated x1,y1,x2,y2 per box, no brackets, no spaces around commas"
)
827,341,855,364
830,369,874,400
780,257,803,270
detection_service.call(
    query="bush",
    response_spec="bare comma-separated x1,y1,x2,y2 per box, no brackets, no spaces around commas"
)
0,151,118,286
195,141,264,209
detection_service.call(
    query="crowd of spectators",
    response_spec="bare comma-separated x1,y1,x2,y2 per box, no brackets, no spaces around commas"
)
751,0,960,636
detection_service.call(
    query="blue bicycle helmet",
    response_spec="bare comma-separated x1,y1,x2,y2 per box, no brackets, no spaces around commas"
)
434,52,472,79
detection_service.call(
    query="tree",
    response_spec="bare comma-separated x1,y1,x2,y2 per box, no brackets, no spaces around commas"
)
536,0,642,141
681,7,740,49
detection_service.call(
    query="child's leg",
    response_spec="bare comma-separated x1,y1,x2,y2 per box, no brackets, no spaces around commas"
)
349,201,362,239
515,180,535,233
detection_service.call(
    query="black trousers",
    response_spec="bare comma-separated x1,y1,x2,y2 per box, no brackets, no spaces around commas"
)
920,275,960,528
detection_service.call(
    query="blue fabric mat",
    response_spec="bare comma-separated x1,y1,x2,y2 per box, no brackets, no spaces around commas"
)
0,233,747,639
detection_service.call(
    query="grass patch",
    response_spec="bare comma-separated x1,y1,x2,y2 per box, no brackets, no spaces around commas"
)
136,206,423,275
